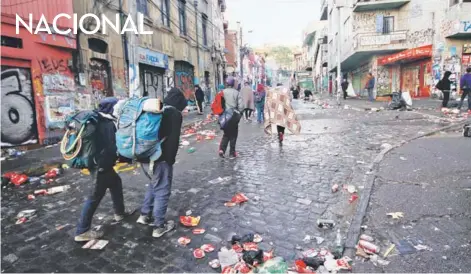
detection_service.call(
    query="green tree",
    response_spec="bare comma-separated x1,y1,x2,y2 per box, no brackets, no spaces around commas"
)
267,46,293,70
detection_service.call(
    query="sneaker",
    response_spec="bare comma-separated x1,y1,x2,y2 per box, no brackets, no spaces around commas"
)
136,215,150,225
114,214,124,222
218,150,225,158
229,152,238,159
74,230,104,242
152,220,176,238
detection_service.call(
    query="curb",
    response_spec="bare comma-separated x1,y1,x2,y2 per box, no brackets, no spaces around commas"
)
343,118,470,258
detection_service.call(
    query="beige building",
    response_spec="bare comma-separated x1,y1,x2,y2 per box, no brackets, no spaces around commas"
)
323,0,471,98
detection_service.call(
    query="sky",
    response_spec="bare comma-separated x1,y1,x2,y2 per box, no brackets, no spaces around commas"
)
224,0,321,47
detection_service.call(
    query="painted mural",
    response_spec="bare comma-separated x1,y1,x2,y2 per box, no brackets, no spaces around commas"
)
1,67,38,147
174,61,195,100
90,59,112,103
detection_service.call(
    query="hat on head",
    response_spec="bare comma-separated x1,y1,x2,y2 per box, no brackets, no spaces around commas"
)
226,76,235,87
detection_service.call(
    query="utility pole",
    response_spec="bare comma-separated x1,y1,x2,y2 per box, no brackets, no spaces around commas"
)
194,0,200,84
239,24,244,81
336,1,342,106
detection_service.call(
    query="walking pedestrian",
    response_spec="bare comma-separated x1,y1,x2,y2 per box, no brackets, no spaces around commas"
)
75,97,127,242
219,76,243,159
292,85,300,99
136,88,188,238
241,81,255,122
436,71,452,109
459,67,471,113
341,78,349,100
255,83,266,123
365,73,375,101
195,85,205,115
264,84,301,143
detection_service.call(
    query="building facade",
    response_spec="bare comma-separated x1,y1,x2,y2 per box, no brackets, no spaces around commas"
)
1,0,77,147
323,0,471,99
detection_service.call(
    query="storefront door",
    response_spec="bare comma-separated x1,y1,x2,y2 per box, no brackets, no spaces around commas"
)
401,60,431,98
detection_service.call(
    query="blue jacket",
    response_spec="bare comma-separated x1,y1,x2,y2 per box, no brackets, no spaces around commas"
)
366,77,375,89
460,73,471,90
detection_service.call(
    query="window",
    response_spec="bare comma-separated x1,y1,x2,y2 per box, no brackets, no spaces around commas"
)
1,36,23,48
161,0,170,27
178,0,187,36
137,0,148,16
88,38,108,54
383,16,394,34
202,14,208,46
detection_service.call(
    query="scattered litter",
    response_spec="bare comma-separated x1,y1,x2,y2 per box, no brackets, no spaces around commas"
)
358,240,380,253
315,236,325,245
399,157,407,161
16,209,37,224
414,244,432,251
243,242,259,251
396,239,416,255
383,244,395,258
232,244,244,253
185,210,192,216
331,184,339,193
224,202,237,207
193,248,205,259
178,236,191,246
209,259,221,269
359,234,374,242
187,147,196,153
179,216,200,227
387,212,404,219
324,256,352,272
317,219,335,229
253,234,263,243
27,194,35,200
192,228,206,234
218,248,239,268
25,236,37,243
124,241,138,249
303,235,312,243
442,256,447,260
226,193,248,206
349,193,359,203
181,140,190,146
208,176,232,184
257,257,289,273
356,245,369,258
360,225,368,230
234,261,251,273
201,244,215,252
370,254,390,266
55,224,70,230
82,239,109,249
347,185,357,193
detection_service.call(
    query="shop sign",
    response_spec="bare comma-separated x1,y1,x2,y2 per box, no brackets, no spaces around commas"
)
378,45,433,66
138,47,169,69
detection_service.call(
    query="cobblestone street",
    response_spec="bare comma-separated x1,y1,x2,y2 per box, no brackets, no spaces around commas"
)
0,100,462,273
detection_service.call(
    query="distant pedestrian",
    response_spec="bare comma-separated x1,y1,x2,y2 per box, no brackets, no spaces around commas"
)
459,67,471,113
292,85,300,99
304,89,313,102
365,73,375,101
265,85,301,143
255,84,266,123
436,71,452,108
219,76,243,159
136,88,187,238
194,85,205,115
341,78,349,100
241,81,255,122
75,97,127,242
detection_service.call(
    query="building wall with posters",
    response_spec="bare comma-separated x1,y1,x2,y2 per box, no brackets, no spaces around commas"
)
1,0,77,147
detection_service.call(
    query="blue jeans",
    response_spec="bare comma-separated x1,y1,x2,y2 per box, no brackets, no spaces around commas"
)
256,103,264,123
140,162,173,226
367,88,374,101
76,169,125,235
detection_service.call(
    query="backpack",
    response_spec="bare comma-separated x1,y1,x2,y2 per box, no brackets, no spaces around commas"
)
255,91,264,103
435,80,443,91
115,97,167,167
60,111,100,169
211,91,225,115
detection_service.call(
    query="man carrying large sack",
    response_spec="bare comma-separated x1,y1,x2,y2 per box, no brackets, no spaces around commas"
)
136,88,188,238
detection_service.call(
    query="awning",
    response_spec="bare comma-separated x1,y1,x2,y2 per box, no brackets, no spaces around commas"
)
377,45,432,66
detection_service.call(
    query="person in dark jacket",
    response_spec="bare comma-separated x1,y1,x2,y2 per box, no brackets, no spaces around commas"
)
194,85,205,115
137,87,187,238
75,97,127,242
292,85,300,99
365,73,375,101
341,78,349,100
459,67,471,112
437,71,452,108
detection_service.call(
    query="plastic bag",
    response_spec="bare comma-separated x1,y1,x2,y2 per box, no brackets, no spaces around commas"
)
401,91,413,107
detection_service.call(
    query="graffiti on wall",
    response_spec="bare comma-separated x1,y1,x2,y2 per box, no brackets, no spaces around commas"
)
90,59,112,102
37,57,69,74
112,68,127,98
44,95,75,128
407,28,434,48
42,73,75,92
353,12,391,32
1,67,38,147
142,69,165,99
376,66,390,96
463,21,471,33
175,71,194,100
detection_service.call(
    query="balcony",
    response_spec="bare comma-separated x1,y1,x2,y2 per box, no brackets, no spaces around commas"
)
353,30,408,52
320,0,328,20
353,0,410,12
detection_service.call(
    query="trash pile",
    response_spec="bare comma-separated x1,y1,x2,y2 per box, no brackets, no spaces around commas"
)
355,234,390,267
2,164,66,188
224,193,249,207
1,148,26,160
331,184,359,204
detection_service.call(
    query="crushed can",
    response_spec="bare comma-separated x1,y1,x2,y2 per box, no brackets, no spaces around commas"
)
317,219,335,229
193,248,205,259
359,240,380,253
331,184,339,193
201,244,215,253
360,234,374,242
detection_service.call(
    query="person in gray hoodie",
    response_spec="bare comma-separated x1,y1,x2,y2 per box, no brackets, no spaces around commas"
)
219,76,243,159
459,67,471,113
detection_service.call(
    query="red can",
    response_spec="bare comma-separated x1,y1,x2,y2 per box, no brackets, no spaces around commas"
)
358,240,380,253
201,244,215,252
243,242,258,251
178,236,191,246
192,228,205,234
193,248,205,259
232,244,243,253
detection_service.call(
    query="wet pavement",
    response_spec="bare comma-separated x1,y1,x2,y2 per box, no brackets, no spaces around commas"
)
0,99,463,273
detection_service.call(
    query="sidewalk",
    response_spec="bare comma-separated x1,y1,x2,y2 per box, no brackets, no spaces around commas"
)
353,133,471,272
1,109,209,173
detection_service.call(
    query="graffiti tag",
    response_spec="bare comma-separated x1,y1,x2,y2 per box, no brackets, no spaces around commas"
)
463,21,471,32
38,57,69,74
